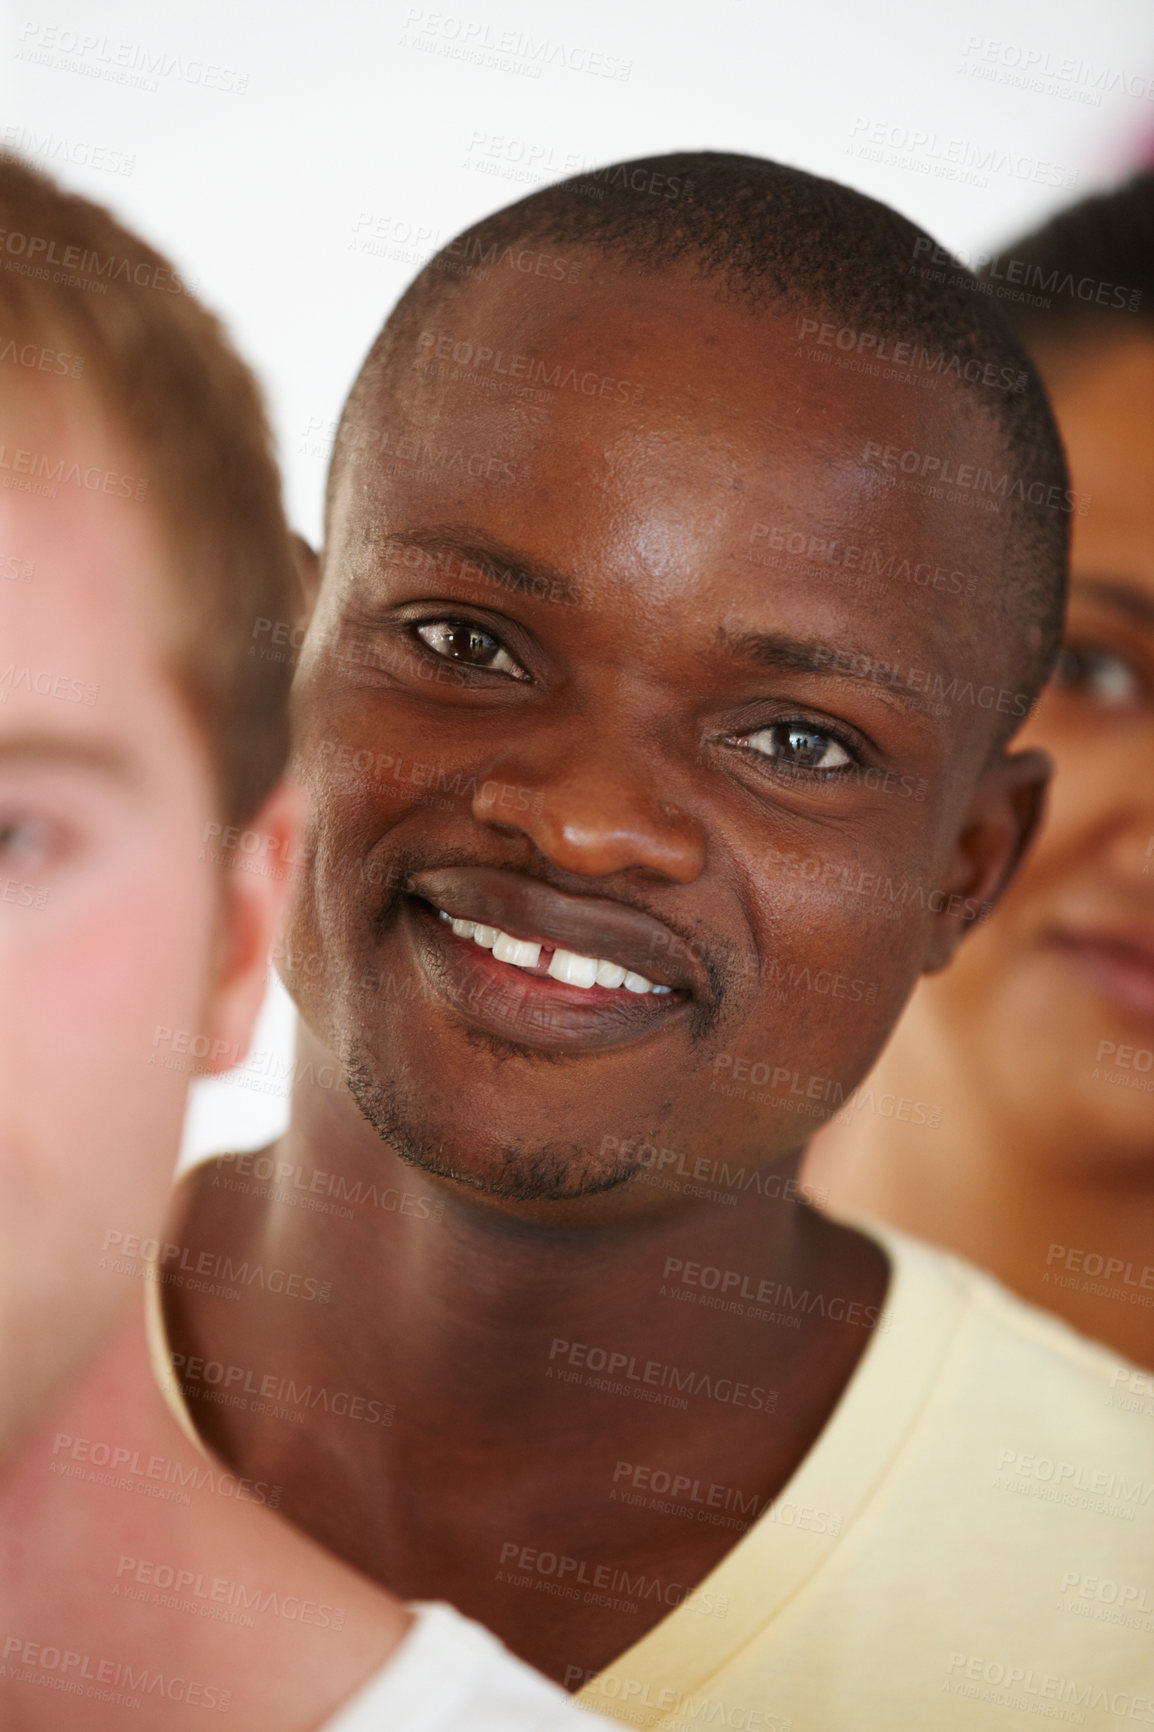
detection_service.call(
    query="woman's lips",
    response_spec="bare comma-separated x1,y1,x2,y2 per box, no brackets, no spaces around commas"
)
1048,932,1154,1024
401,895,689,1052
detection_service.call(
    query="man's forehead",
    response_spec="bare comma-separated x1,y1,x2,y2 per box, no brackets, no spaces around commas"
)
334,398,1004,608
349,259,1005,517
388,264,859,427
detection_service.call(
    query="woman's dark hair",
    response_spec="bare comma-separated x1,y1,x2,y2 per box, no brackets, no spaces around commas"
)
980,171,1154,349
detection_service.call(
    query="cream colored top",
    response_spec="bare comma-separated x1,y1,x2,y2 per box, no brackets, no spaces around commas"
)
574,1223,1154,1730
148,1215,1154,1728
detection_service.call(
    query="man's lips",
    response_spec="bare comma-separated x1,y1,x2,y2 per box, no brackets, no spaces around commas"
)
406,866,699,994
399,897,689,1054
1047,930,1154,1023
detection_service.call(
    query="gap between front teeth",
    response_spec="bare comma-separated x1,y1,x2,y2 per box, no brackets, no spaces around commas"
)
440,911,671,994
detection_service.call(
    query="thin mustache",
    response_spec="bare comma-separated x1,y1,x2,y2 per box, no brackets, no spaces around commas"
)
368,848,733,1030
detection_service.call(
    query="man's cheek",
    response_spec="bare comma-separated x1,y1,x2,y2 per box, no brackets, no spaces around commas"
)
742,874,922,1038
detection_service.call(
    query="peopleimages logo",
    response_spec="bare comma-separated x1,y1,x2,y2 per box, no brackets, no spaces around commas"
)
0,440,148,501
993,1446,1153,1522
0,226,191,295
16,21,249,95
913,236,1142,311
1,1636,231,1713
548,1336,777,1414
796,316,1027,392
945,1651,1154,1722
114,1555,347,1630
415,328,644,404
496,1542,728,1618
862,438,1088,514
0,663,98,706
0,122,135,177
50,1429,281,1509
662,1256,884,1330
960,36,1154,106
170,1351,396,1428
846,119,1077,190
99,1227,333,1306
397,9,632,81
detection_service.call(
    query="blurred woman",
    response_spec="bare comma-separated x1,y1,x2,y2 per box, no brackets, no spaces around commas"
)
805,174,1154,1366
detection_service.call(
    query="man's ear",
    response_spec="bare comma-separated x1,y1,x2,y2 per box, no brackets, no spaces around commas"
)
198,779,305,1073
922,746,1051,975
290,533,321,629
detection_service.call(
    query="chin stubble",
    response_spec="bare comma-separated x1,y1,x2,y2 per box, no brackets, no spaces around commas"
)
343,1048,639,1202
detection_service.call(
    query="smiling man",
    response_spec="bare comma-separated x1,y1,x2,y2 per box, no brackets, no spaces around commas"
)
165,154,1154,1727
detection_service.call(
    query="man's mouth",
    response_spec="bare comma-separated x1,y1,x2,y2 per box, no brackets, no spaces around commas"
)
407,866,698,992
396,866,701,1052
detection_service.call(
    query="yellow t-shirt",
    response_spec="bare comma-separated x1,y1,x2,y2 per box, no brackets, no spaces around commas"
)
576,1225,1154,1731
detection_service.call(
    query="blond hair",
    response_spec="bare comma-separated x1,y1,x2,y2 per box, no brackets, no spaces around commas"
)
0,153,293,823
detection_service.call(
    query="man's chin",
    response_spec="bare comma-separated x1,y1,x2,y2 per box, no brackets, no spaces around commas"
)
344,1063,638,1204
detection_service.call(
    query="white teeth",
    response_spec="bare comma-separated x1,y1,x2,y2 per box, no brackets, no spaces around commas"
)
435,906,674,995
548,949,599,989
492,932,542,968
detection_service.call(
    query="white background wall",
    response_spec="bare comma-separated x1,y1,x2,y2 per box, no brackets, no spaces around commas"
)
6,0,1152,1163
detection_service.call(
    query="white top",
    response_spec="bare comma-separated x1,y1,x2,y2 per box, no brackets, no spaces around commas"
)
324,1600,616,1730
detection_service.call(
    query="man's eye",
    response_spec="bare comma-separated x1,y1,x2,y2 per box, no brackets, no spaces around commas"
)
413,619,530,681
1053,644,1143,710
738,723,854,772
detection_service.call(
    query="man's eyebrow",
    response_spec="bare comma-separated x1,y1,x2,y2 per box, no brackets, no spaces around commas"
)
1071,578,1154,630
0,733,138,782
379,528,583,607
716,627,928,711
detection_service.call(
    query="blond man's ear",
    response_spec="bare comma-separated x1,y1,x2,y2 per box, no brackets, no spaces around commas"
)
199,779,305,1074
290,532,321,628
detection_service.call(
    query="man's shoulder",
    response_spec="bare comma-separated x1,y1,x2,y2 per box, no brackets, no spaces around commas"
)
875,1224,1154,1462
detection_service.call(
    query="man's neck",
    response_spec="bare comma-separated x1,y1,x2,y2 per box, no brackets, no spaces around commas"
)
0,1302,406,1732
165,1022,888,1681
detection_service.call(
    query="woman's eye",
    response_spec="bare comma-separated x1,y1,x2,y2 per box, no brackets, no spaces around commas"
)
1053,644,1143,710
738,722,854,772
413,620,529,681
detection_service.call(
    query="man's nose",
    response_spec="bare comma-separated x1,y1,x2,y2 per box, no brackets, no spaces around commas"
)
472,733,706,883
